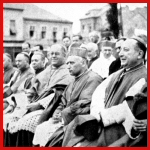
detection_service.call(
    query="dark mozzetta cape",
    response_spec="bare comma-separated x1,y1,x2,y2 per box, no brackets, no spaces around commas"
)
61,70,103,125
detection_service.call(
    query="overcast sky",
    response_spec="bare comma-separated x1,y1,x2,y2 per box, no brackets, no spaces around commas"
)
33,3,147,34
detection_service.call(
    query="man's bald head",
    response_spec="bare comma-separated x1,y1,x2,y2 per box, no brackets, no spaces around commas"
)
48,44,67,68
87,43,98,51
15,53,30,70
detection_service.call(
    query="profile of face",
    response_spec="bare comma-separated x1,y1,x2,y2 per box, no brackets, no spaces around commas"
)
3,54,11,69
119,39,143,69
63,37,71,48
87,49,97,60
31,54,44,70
102,47,112,59
22,43,30,54
49,45,66,68
66,56,85,77
15,54,29,70
72,36,82,45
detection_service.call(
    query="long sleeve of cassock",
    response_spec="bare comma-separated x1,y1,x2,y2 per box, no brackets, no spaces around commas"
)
62,73,103,125
70,75,103,115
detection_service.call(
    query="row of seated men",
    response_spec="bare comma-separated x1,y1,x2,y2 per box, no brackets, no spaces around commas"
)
3,36,147,147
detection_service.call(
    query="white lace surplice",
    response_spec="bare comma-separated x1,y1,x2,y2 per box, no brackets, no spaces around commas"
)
7,93,55,133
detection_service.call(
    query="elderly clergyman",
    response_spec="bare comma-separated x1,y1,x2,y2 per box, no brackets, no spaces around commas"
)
62,37,147,147
41,46,103,147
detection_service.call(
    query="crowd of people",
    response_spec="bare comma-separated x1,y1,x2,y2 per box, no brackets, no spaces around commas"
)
3,30,147,147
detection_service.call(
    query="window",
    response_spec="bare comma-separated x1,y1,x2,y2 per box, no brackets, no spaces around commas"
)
63,28,68,38
29,26,35,38
82,25,85,31
41,26,46,39
88,24,92,33
10,20,16,36
53,27,57,43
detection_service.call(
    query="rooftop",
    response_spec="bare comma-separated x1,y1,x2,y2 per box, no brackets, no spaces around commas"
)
4,3,73,24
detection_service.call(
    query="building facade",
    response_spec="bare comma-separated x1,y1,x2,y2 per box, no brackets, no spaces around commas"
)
80,4,147,41
80,4,110,42
3,3,73,61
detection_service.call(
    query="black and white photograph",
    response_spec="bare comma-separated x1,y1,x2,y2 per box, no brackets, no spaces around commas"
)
3,3,147,147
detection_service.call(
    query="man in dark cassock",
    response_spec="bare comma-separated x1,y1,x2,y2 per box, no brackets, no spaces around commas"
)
45,46,103,147
61,37,147,147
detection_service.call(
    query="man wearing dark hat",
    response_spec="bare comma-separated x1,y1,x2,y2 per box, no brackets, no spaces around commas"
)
43,47,103,147
62,37,147,147
61,47,103,125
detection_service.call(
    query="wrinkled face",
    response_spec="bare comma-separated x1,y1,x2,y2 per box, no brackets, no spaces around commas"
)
49,45,65,67
22,43,30,54
15,54,28,70
119,39,141,69
63,37,71,48
3,54,10,69
102,47,112,59
66,56,84,76
31,54,44,70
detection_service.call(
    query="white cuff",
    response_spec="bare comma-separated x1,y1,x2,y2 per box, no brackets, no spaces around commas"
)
122,101,139,139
